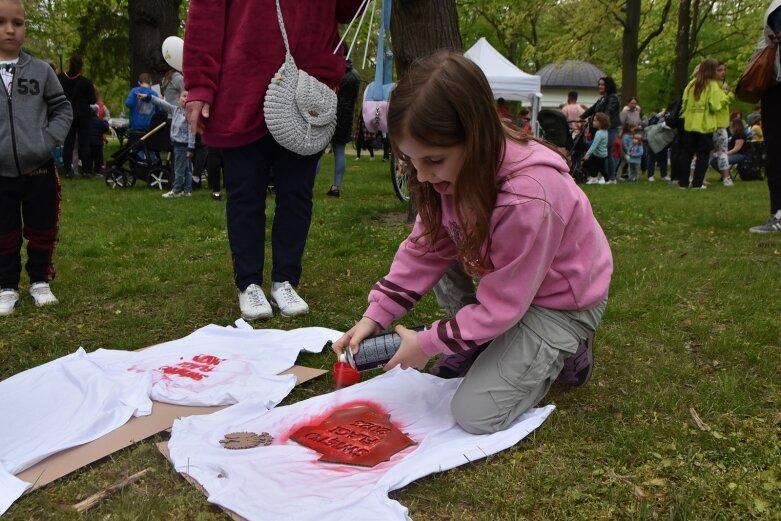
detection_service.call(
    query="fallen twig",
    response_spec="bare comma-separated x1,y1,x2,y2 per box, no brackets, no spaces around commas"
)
71,468,152,513
689,406,711,432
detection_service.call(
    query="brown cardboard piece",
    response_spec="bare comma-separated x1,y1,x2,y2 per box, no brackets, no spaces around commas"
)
157,442,247,521
16,365,326,492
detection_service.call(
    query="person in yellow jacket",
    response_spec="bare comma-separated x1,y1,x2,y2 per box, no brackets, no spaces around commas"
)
675,58,733,189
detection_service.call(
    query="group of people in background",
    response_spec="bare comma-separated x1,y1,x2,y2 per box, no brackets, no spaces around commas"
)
548,0,780,238
556,68,765,190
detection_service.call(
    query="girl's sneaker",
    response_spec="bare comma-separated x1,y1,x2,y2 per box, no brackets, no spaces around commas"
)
29,282,58,307
162,190,182,198
555,334,593,387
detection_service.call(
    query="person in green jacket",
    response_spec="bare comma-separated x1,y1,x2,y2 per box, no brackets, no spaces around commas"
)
675,58,733,189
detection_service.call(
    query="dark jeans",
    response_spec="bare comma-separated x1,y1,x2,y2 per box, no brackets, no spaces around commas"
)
206,148,224,193
88,144,104,175
62,116,92,176
0,161,60,290
762,82,781,214
647,147,669,178
676,130,712,188
220,134,321,290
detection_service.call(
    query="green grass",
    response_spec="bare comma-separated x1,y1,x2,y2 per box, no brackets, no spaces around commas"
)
2,148,780,520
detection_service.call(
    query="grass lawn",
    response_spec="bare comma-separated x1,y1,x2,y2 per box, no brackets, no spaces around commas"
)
1,147,780,520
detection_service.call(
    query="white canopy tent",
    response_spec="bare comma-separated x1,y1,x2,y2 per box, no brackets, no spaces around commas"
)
464,37,543,136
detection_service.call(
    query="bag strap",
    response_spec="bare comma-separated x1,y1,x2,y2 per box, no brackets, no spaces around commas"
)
273,0,293,58
275,0,351,59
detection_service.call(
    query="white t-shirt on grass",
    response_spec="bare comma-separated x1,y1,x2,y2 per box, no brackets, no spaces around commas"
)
168,368,555,521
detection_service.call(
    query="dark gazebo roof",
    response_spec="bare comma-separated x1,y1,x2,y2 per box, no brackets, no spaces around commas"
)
536,61,606,88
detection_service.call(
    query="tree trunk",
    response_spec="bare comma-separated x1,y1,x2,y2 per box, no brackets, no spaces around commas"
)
391,0,462,77
390,0,462,222
673,0,692,100
621,0,641,100
128,0,181,86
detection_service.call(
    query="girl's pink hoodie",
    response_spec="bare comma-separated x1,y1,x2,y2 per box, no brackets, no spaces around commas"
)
365,140,613,357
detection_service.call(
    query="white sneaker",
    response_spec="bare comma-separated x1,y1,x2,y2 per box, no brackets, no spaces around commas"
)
585,177,599,185
238,284,272,320
0,288,20,315
723,177,734,187
162,190,182,199
605,179,617,185
661,176,672,183
29,282,58,307
597,177,607,185
270,281,309,317
648,176,655,183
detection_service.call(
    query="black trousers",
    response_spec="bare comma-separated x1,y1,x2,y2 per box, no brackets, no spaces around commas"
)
675,130,712,188
761,82,781,214
88,144,104,174
206,148,224,193
0,162,61,290
62,116,92,176
220,134,321,291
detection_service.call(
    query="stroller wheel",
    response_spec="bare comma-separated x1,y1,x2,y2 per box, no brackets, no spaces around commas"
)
148,166,172,190
105,167,134,189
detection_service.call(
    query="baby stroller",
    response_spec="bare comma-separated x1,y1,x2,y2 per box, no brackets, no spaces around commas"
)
537,108,588,184
568,118,591,184
104,112,173,190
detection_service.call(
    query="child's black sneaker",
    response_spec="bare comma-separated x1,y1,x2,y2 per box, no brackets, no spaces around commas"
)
555,334,593,387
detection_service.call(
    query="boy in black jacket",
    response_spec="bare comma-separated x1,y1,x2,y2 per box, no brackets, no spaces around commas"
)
0,0,73,315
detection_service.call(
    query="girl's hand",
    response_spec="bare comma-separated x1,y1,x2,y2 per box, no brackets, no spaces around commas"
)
384,325,432,371
584,155,590,161
331,317,382,358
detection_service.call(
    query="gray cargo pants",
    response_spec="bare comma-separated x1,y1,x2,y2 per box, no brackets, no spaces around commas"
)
433,263,607,434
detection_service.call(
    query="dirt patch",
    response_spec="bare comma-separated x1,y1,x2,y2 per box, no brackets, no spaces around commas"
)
375,212,411,227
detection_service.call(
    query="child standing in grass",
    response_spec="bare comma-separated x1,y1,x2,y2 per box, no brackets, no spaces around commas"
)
584,112,610,185
332,52,613,435
140,90,195,198
628,133,644,182
0,0,72,316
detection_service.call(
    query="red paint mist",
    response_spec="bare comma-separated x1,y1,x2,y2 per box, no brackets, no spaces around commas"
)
333,362,360,389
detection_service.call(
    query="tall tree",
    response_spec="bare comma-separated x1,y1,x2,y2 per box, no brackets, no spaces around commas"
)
596,0,673,99
128,0,181,85
673,0,694,98
391,0,462,77
390,0,462,220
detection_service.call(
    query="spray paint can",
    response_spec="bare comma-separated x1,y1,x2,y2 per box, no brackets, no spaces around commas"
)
342,325,427,372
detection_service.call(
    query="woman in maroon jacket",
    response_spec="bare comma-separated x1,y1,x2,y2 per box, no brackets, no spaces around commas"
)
184,0,363,319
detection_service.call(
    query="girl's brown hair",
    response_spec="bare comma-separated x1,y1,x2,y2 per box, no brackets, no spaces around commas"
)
693,58,718,100
387,51,529,274
593,112,610,130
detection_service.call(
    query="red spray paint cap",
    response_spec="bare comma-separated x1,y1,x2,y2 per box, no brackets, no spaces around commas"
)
333,361,361,389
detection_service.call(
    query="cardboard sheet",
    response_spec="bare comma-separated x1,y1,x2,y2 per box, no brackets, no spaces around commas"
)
16,365,326,492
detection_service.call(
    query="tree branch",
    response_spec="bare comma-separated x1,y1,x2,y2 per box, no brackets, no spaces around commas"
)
638,0,673,54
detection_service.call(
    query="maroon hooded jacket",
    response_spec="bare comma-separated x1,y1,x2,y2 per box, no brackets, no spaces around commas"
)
183,0,363,148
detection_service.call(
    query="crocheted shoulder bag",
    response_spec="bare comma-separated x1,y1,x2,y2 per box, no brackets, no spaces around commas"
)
264,0,338,156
